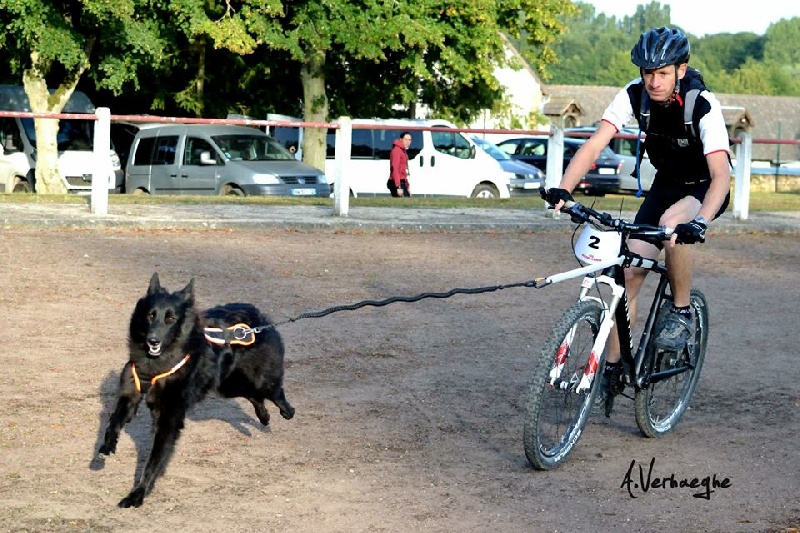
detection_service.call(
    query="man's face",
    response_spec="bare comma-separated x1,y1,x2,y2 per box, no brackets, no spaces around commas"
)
642,63,687,103
401,134,412,148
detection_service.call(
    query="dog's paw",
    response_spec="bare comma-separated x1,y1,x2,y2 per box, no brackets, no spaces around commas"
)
118,487,146,508
98,442,116,456
280,406,295,420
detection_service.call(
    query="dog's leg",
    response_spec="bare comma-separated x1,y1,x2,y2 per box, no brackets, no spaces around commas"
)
99,367,142,456
268,387,295,420
118,408,186,508
248,398,271,426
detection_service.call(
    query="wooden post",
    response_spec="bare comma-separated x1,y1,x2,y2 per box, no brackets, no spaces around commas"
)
733,133,752,220
545,127,565,216
91,107,110,215
333,116,351,217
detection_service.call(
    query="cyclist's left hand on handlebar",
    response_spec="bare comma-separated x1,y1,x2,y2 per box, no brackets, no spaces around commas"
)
672,216,707,245
539,187,574,211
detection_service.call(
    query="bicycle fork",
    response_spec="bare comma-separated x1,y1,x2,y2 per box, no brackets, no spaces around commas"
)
549,274,625,395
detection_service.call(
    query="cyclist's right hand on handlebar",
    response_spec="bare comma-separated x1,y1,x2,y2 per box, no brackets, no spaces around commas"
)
672,217,707,245
540,187,574,210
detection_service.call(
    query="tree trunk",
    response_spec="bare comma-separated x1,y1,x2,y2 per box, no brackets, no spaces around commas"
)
300,51,329,172
22,50,90,194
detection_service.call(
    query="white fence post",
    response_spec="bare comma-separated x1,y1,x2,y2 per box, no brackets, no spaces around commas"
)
545,127,565,215
333,116,352,217
91,107,111,215
733,133,752,220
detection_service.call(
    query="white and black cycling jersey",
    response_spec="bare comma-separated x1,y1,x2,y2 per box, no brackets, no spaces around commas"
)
600,68,730,185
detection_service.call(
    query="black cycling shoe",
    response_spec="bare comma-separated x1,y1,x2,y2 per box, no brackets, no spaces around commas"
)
654,304,694,352
594,363,623,418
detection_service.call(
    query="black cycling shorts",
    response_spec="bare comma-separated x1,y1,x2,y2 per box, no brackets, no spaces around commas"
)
632,179,730,248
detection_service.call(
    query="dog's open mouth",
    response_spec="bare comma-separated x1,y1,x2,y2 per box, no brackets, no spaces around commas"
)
147,341,163,357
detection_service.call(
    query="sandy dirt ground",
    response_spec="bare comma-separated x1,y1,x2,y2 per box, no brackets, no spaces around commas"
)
0,226,797,532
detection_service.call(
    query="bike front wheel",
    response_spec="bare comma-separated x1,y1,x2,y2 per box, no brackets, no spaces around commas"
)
523,299,605,470
635,289,709,437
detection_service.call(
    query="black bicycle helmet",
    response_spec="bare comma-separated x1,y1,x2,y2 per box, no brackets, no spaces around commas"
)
631,27,690,69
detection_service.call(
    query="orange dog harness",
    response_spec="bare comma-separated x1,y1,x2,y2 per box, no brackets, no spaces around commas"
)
131,355,191,394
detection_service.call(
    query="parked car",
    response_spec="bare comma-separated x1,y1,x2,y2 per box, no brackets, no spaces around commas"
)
121,123,329,197
0,84,123,193
472,137,544,196
496,136,622,196
565,126,656,194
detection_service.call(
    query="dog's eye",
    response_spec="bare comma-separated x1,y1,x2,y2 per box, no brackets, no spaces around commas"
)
148,311,156,322
165,312,176,324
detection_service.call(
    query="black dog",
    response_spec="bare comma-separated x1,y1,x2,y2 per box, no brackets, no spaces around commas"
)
98,273,294,508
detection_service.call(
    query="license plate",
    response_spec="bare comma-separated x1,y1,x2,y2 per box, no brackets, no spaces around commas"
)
291,188,316,196
598,168,615,175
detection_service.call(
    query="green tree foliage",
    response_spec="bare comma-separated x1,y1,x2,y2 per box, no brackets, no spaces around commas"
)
541,1,800,97
0,0,166,192
267,0,578,170
0,0,284,193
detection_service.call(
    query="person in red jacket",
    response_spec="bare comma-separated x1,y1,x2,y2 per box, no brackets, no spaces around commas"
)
388,132,412,197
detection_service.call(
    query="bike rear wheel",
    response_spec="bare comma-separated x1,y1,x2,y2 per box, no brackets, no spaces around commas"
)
523,299,605,470
635,289,709,437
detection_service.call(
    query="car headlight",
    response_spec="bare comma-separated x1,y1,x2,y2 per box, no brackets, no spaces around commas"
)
250,174,280,185
109,151,121,171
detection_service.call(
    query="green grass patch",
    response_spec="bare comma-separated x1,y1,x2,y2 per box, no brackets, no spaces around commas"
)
1,190,798,211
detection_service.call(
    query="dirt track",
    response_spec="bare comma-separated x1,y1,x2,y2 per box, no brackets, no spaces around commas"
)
0,227,797,532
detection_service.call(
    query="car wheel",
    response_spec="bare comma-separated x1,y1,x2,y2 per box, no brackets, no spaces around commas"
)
13,180,33,193
470,183,499,199
222,184,245,196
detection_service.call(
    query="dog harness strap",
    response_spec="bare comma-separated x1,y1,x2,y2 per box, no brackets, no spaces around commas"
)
131,365,142,393
203,323,256,346
131,354,191,393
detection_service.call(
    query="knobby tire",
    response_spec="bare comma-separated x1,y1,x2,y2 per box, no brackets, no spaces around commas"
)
634,289,709,437
523,299,605,470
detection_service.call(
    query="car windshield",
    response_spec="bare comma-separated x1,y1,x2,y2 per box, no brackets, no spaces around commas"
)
212,134,295,161
21,118,93,150
474,139,510,160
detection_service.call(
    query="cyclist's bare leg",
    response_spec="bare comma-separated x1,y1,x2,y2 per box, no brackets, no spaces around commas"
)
660,197,702,308
606,239,660,363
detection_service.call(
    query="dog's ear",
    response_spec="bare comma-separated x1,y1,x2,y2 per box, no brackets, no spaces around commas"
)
178,278,195,304
148,273,162,295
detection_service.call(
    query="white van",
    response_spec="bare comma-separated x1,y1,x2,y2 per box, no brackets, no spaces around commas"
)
0,85,123,193
270,117,511,199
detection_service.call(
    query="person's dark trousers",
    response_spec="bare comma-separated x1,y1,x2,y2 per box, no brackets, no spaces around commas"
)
388,180,410,197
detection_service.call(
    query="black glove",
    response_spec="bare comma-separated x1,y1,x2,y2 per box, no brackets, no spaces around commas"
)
540,187,574,207
674,217,707,244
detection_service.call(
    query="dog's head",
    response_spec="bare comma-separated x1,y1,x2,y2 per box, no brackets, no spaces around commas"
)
129,273,197,358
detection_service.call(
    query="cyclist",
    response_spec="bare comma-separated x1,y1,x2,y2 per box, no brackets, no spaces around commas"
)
543,27,731,408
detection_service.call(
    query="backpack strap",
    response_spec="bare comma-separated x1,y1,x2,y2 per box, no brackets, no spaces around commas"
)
683,88,701,139
637,87,651,132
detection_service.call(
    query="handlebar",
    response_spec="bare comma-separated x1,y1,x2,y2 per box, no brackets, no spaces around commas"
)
560,200,674,241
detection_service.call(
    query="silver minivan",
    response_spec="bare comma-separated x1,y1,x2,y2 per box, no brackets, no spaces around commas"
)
124,123,329,196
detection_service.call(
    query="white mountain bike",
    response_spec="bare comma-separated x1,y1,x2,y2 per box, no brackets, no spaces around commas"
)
523,201,708,470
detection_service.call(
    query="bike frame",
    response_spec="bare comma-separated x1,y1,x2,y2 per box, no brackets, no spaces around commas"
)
537,246,672,393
